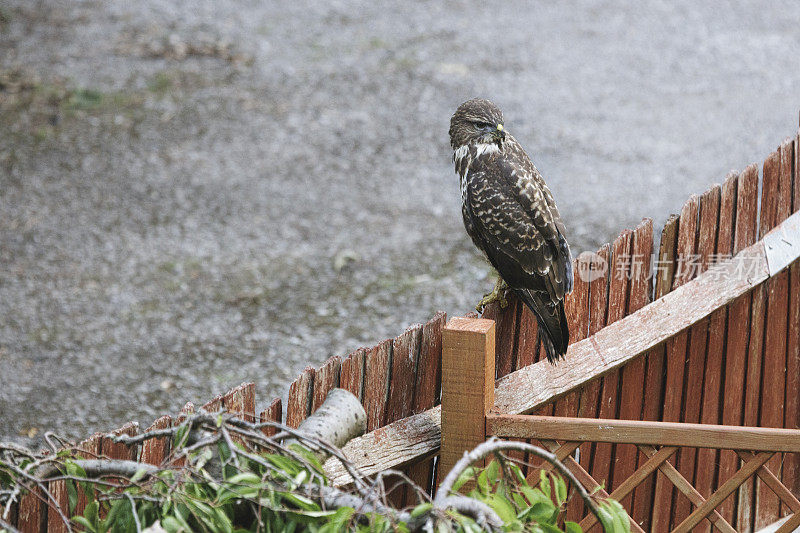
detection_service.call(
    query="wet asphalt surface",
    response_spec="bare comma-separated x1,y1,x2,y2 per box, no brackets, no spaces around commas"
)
1,1,799,444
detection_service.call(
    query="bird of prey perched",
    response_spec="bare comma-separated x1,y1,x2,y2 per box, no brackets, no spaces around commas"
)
449,98,573,362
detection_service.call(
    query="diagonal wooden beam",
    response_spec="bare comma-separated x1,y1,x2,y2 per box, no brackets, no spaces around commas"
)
775,511,800,533
672,451,773,533
527,441,580,482
578,446,677,531
639,445,736,533
736,451,800,512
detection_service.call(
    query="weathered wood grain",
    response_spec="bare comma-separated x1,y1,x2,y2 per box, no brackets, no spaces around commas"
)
614,219,653,515
286,366,315,428
364,339,391,432
439,318,495,483
222,382,256,422
757,146,790,530
593,229,632,501
486,415,800,452
339,348,365,401
259,397,282,438
482,292,520,379
311,356,341,414
385,324,423,426
632,214,677,531
141,415,172,465
655,193,699,531
405,311,445,499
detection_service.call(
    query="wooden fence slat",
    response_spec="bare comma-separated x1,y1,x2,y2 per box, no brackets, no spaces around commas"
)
311,356,341,414
17,487,45,533
286,366,315,429
386,325,423,426
364,339,392,431
405,311,445,500
673,184,720,528
259,397,282,438
786,133,800,501
561,253,592,523
141,415,172,465
716,164,759,524
614,220,653,517
339,348,366,401
482,292,520,379
654,193,699,532
756,147,791,530
222,382,256,422
631,214,678,531
695,174,737,531
573,243,610,528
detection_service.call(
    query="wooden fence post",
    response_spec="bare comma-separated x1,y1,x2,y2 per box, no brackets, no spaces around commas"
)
438,317,495,484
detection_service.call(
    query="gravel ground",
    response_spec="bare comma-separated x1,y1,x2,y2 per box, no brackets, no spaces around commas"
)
1,1,799,444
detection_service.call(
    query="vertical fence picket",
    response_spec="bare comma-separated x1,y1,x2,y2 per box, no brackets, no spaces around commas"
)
755,147,791,529
141,415,172,465
632,214,678,530
311,356,341,414
259,398,282,438
786,132,800,501
405,312,445,500
222,382,256,423
591,229,633,510
673,185,720,528
339,348,366,402
286,366,315,428
653,193,699,532
613,219,654,516
364,339,391,432
482,293,520,379
694,174,737,528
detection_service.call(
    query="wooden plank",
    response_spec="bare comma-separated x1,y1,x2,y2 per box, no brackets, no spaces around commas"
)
482,293,520,379
141,415,172,465
286,366,315,428
339,348,365,401
17,487,45,533
757,146,791,530
74,434,102,517
674,185,720,527
576,244,610,488
592,229,632,502
632,214,677,531
785,134,800,503
405,312,445,499
258,397,282,438
364,339,391,432
776,512,800,533
675,452,773,533
439,318,495,484
695,174,737,531
311,356,341,414
559,254,591,523
222,382,256,422
384,324,423,506
614,220,653,514
486,415,800,452
718,164,759,524
386,324,423,425
655,194,699,532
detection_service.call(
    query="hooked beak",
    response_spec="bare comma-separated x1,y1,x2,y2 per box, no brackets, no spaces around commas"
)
492,123,506,144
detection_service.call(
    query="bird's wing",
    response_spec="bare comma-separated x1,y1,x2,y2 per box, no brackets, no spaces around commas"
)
466,145,572,301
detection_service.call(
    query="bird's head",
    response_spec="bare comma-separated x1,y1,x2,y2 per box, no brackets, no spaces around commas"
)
449,98,506,150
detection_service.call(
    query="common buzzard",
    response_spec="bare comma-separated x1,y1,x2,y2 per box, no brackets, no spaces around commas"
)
450,98,573,362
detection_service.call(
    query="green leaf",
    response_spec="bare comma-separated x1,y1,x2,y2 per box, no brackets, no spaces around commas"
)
410,503,433,518
66,480,78,515
130,467,149,483
564,521,583,533
452,466,476,492
160,516,185,533
554,474,568,506
477,468,489,495
72,516,96,533
485,459,500,485
539,469,551,498
490,492,516,523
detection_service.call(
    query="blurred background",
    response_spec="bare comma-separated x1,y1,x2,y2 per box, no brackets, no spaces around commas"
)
1,1,799,444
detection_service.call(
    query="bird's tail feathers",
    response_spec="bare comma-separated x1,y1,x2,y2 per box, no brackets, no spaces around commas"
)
514,288,569,363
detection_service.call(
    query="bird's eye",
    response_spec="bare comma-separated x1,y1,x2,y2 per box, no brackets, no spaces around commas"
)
474,121,491,130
